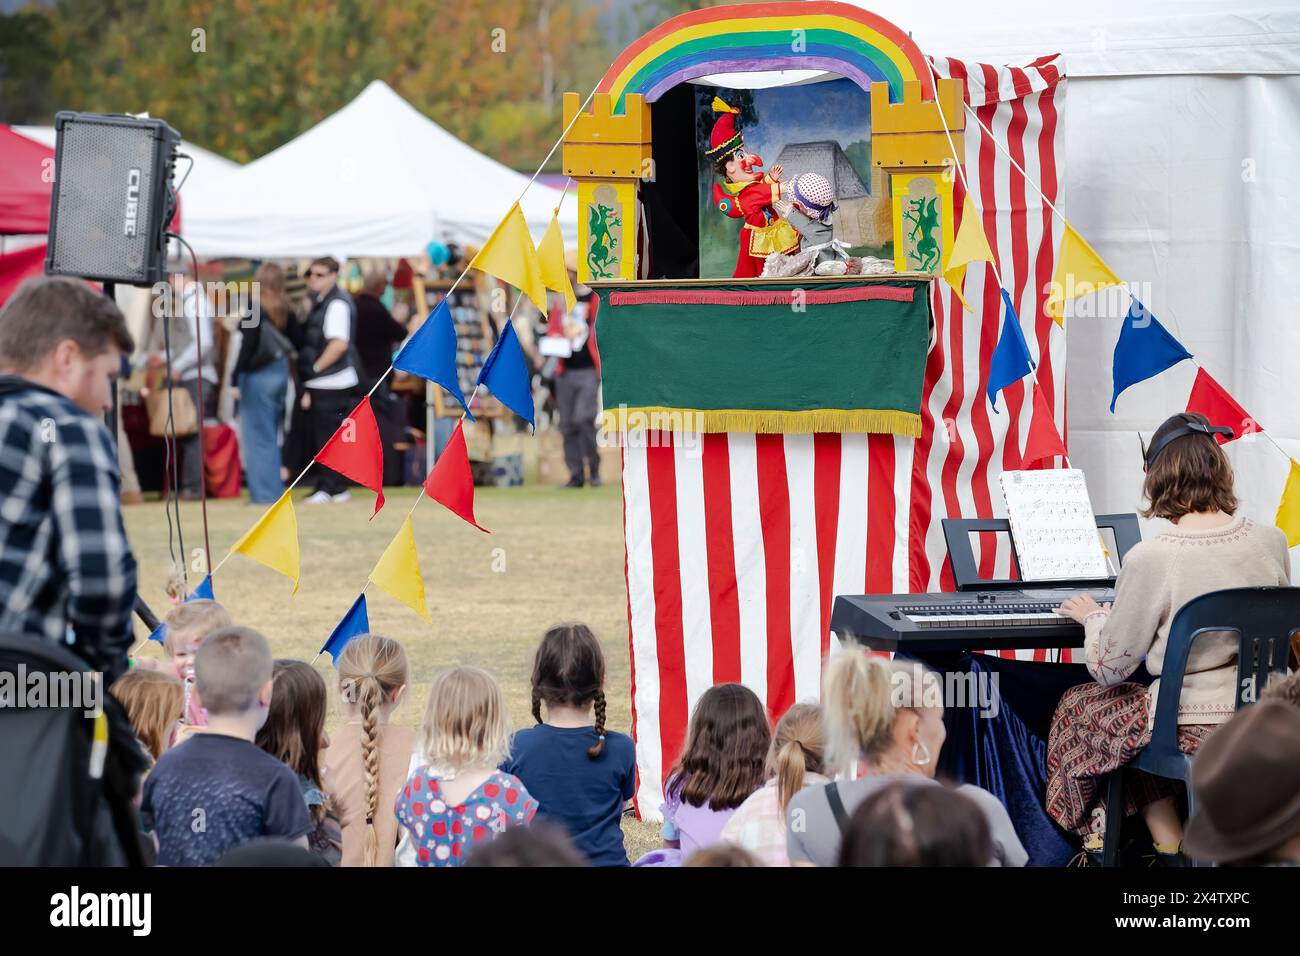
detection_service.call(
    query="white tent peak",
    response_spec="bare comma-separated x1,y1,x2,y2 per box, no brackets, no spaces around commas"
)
183,78,577,259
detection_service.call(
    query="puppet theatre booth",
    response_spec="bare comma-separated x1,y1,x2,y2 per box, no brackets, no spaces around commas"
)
567,0,1099,866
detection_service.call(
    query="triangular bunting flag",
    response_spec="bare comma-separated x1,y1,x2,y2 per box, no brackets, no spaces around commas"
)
147,622,167,644
1045,223,1124,325
476,320,535,427
1022,382,1067,467
186,574,214,601
470,202,549,314
943,193,996,313
537,211,576,313
987,289,1035,412
393,300,474,420
1276,459,1300,548
424,420,490,533
314,396,386,516
1185,367,1258,443
230,490,300,593
1110,298,1192,413
320,593,370,664
367,516,431,623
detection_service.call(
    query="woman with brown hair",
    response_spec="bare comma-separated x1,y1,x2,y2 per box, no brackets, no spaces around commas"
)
232,261,294,503
1047,411,1291,865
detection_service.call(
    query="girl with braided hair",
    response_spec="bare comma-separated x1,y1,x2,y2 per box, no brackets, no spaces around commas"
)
501,624,636,866
323,635,412,866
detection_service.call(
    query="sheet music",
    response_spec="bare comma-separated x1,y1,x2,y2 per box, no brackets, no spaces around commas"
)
999,469,1110,581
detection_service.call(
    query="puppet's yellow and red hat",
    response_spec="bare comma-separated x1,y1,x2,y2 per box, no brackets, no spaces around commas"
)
706,97,744,160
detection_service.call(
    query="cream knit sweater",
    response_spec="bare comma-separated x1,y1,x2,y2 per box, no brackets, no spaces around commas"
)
1083,516,1291,724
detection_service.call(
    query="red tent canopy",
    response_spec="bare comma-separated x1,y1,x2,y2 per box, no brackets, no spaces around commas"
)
0,124,54,235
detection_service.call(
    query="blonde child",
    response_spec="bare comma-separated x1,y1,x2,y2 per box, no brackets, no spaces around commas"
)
720,702,828,866
323,634,413,866
395,666,538,867
157,599,232,728
110,668,185,761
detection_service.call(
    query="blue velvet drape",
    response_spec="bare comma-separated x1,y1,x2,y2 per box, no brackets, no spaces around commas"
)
906,652,1094,867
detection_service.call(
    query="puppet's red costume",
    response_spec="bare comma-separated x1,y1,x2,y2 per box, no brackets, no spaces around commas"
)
707,98,800,278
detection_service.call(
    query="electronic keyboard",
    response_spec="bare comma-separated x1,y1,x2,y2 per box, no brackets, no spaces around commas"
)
830,587,1115,652
830,514,1140,653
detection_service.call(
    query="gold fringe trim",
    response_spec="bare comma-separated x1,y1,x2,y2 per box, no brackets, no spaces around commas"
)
600,406,921,437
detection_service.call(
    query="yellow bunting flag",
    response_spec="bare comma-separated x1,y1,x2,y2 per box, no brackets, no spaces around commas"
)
943,193,996,313
1275,459,1300,548
470,202,549,314
1045,223,1123,325
367,516,431,623
230,490,300,593
537,212,576,313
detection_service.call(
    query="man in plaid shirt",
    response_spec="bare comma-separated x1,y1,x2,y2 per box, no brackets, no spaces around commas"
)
0,277,138,682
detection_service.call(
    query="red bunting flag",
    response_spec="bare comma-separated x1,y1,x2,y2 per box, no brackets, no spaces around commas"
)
424,420,489,533
1185,367,1259,444
1021,382,1067,468
313,396,385,516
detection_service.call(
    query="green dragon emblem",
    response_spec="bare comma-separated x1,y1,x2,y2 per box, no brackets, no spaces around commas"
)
903,196,941,273
586,203,622,279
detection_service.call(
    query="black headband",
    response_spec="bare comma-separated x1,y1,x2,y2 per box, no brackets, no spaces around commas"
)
1142,419,1233,469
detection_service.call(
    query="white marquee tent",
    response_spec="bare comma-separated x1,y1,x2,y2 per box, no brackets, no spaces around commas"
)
853,0,1300,545
180,79,578,259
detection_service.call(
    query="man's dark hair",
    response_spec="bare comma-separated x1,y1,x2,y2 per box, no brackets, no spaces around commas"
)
0,276,133,371
307,256,340,276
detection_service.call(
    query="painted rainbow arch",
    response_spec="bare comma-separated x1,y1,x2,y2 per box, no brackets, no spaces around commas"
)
597,1,934,113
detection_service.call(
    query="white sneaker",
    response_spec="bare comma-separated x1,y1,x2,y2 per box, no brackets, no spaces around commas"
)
304,490,332,504
331,491,352,503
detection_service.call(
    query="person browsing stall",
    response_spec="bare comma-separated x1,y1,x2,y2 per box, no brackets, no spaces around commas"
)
297,257,362,504
1047,411,1291,865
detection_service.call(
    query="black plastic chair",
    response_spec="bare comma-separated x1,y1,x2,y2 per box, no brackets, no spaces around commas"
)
1100,586,1300,867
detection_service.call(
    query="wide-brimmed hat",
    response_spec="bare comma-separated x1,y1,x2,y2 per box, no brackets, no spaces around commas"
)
1183,700,1300,863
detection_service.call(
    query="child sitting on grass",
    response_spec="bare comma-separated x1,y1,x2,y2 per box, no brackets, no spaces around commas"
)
110,668,185,762
721,702,828,866
256,659,343,865
502,624,636,866
141,627,312,866
395,666,538,867
324,634,413,867
637,683,771,865
136,599,232,729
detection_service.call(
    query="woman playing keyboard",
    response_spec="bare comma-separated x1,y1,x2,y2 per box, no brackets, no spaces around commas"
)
1046,411,1290,865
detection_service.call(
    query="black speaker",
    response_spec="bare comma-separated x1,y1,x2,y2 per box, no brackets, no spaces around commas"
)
45,111,181,286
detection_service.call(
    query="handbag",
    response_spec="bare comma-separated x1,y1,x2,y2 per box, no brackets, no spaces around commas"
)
145,382,199,438
244,320,295,373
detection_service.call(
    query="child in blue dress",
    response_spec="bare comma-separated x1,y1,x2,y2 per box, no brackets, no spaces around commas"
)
502,624,636,865
395,666,537,866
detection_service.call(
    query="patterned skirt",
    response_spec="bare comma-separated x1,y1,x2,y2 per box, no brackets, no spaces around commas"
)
1045,682,1214,837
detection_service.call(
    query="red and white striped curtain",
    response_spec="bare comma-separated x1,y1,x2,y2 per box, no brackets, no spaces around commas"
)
620,55,1067,817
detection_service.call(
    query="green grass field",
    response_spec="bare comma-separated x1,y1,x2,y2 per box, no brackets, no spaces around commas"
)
123,483,660,861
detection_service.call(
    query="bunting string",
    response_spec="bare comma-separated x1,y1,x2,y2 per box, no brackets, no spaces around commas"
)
924,56,1296,539
923,56,1069,468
